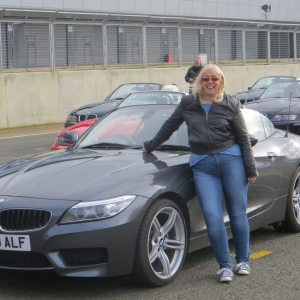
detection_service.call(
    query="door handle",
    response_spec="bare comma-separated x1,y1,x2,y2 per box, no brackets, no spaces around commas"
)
267,152,277,162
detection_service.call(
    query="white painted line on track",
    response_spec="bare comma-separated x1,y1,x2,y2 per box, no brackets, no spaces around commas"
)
0,131,59,140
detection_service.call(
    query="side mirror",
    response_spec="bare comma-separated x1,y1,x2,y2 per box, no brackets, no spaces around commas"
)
249,134,258,147
248,87,252,90
63,130,79,145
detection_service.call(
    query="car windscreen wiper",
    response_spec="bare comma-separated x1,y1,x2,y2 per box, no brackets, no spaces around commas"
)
80,142,130,149
156,144,190,151
80,143,144,150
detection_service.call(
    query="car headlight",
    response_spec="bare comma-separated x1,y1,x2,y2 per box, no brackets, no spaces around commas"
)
59,195,136,224
66,114,77,123
270,115,297,121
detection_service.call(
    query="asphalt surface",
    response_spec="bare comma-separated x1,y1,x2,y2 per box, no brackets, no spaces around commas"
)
0,123,64,162
0,125,299,299
0,227,299,300
0,123,64,139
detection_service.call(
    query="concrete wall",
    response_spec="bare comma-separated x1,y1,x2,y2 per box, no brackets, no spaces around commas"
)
0,64,299,129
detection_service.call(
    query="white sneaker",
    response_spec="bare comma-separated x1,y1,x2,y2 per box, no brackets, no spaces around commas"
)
236,262,251,275
217,268,234,282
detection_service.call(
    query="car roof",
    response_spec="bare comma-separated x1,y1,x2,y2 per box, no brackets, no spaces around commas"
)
268,79,300,86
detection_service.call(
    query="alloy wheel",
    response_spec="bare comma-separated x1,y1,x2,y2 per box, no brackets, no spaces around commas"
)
147,206,186,280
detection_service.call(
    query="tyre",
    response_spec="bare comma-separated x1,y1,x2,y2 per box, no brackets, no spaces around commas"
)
273,166,300,232
131,198,187,287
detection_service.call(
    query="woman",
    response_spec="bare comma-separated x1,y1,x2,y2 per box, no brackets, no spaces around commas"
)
143,64,258,282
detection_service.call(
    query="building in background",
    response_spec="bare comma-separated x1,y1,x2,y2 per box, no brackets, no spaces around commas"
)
0,0,299,72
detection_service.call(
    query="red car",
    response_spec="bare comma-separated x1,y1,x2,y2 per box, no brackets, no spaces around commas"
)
51,118,98,150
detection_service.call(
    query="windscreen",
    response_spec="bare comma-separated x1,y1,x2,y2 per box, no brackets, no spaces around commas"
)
78,105,189,148
118,92,185,108
260,81,300,100
252,77,295,89
108,84,162,100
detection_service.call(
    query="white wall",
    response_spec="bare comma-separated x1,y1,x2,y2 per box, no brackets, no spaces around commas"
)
0,64,299,129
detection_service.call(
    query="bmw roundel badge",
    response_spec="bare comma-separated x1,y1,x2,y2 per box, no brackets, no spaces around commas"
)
0,198,5,204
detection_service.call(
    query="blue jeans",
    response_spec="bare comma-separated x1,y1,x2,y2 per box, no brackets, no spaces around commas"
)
191,153,250,269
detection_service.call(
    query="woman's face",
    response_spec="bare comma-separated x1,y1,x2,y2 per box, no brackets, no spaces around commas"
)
201,70,222,98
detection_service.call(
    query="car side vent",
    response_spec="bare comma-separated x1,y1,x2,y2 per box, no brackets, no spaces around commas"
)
58,248,108,267
0,209,51,231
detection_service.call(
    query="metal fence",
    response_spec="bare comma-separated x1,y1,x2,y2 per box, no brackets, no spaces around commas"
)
0,9,300,72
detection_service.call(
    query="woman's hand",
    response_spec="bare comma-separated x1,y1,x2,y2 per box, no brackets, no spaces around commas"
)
248,177,256,184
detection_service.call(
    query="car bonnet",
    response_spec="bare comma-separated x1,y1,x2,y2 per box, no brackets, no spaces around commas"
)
243,98,300,115
0,149,190,201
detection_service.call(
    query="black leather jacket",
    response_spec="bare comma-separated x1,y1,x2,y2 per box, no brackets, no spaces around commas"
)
184,65,203,83
144,93,258,178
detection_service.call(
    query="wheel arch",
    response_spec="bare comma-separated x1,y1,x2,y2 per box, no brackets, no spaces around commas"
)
154,191,191,241
273,164,300,232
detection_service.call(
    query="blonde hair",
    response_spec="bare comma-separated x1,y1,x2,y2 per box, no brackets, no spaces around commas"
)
191,64,226,103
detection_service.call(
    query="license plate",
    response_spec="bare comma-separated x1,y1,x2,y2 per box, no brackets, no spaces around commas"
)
0,234,31,251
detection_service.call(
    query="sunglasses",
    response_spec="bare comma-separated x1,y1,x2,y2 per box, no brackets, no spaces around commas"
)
202,77,220,82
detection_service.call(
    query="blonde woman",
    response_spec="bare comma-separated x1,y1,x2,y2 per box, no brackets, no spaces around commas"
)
143,64,257,282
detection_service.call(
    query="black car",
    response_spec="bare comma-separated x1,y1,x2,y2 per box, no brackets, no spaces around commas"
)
243,80,300,135
64,82,164,127
1,104,300,287
76,90,186,122
233,76,297,104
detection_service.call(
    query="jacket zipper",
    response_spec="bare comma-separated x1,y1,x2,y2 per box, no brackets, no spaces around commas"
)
205,113,214,154
196,96,214,154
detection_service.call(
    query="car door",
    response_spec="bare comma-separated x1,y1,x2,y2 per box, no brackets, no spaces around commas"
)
223,110,283,223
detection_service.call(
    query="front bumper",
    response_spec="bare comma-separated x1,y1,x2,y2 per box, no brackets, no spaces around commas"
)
0,195,149,277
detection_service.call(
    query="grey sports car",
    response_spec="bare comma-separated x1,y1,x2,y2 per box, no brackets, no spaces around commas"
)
0,105,300,287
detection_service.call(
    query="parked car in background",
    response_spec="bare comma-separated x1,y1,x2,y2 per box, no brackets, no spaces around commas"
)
65,100,120,128
53,90,186,150
104,82,165,101
233,76,297,104
243,80,300,135
1,105,300,287
64,82,164,127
